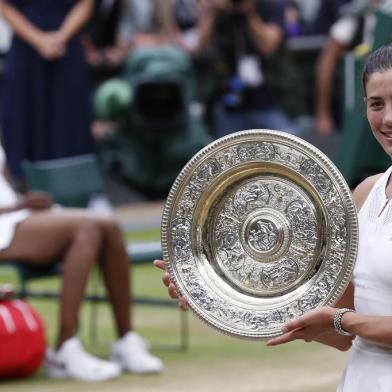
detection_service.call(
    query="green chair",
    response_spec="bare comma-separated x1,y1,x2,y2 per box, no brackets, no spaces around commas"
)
22,154,104,207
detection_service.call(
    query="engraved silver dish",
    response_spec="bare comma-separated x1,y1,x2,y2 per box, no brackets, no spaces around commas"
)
161,130,358,339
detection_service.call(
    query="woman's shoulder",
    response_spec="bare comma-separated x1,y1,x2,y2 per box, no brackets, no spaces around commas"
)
352,173,383,211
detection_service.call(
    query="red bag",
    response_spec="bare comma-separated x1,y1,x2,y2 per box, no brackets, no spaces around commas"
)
0,299,46,379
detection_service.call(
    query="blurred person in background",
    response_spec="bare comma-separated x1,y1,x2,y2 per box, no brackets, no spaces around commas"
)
90,0,175,142
193,0,300,138
314,0,381,135
0,0,95,186
83,0,192,83
91,0,201,141
82,0,126,86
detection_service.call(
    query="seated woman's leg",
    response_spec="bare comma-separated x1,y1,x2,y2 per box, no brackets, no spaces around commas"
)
95,215,132,337
54,210,132,338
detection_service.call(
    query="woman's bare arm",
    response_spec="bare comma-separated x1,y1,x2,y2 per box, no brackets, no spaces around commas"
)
58,0,93,44
0,0,43,50
245,2,283,56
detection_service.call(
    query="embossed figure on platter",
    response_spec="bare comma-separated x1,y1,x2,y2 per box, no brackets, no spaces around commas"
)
248,219,278,252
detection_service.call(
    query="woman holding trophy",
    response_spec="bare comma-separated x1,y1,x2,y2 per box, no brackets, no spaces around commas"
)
156,44,392,391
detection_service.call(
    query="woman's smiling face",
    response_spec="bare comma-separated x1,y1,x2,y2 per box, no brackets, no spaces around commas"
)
365,68,392,157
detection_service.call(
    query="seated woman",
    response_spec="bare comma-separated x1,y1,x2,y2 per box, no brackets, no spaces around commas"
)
0,144,163,381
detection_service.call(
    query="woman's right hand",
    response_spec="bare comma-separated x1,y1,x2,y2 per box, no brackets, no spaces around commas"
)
153,259,189,310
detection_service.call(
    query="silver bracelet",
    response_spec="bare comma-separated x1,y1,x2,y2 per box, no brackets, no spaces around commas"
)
333,308,355,337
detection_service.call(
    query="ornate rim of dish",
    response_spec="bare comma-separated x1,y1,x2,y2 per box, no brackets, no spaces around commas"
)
161,129,358,339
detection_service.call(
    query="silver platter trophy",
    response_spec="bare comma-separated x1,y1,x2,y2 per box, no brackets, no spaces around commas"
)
161,130,358,339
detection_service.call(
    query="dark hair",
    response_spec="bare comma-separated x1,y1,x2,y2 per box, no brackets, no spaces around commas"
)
362,45,392,95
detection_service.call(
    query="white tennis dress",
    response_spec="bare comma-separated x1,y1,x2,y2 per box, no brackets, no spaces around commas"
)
337,166,392,392
0,145,30,250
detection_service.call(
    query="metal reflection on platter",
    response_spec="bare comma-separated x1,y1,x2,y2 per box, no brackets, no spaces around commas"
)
161,129,358,339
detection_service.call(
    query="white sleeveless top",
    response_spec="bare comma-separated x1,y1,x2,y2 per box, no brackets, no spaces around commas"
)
0,146,30,250
337,166,392,392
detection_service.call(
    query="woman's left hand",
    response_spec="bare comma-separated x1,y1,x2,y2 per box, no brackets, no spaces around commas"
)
266,306,336,346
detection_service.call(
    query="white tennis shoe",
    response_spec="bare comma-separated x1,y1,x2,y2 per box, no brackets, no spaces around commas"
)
110,331,163,374
46,337,121,382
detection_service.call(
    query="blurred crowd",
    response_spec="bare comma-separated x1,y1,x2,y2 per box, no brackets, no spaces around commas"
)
0,0,391,195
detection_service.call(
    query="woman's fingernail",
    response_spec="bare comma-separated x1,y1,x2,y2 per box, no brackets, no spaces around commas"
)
282,326,288,333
